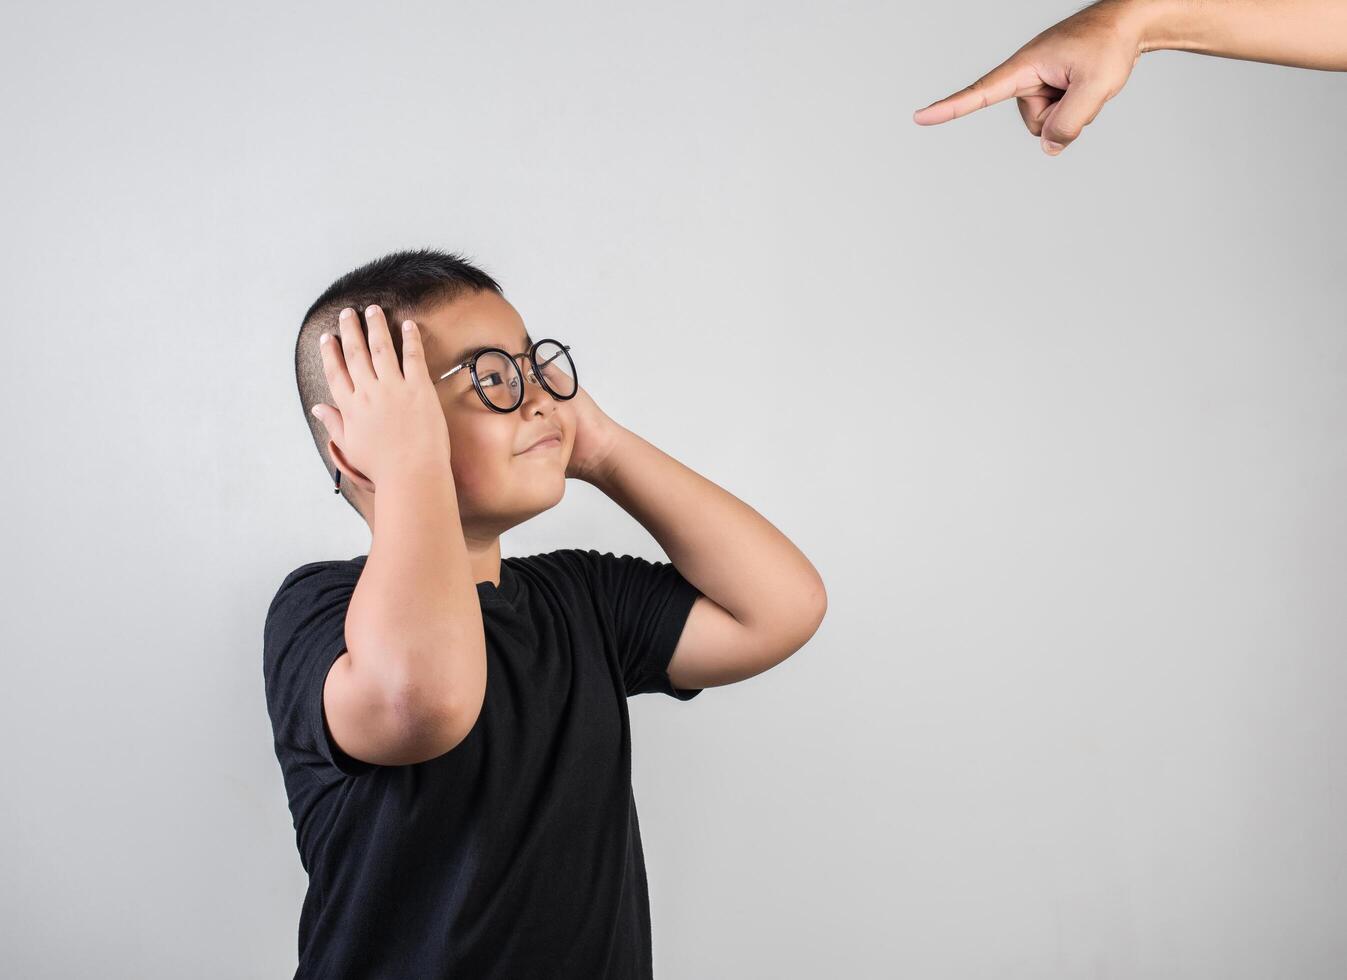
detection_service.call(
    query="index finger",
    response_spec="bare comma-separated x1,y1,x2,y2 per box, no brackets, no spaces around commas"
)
913,62,1034,125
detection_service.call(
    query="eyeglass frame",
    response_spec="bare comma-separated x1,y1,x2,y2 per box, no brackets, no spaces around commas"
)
433,338,577,414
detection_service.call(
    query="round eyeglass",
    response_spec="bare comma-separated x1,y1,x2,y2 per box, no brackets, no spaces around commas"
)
433,338,577,413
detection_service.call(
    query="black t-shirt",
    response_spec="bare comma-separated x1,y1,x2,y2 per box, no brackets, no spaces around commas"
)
262,548,704,980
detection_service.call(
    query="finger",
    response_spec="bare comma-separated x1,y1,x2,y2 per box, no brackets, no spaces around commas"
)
365,304,400,381
1039,78,1111,154
1015,93,1056,138
398,318,432,384
340,305,378,389
319,321,354,401
912,61,1041,125
310,403,346,447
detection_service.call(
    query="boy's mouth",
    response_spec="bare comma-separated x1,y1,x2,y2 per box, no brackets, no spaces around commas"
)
517,428,563,454
518,436,562,455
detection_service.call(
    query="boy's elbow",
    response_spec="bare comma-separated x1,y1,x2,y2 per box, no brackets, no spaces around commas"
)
803,574,827,629
775,580,827,659
386,674,484,764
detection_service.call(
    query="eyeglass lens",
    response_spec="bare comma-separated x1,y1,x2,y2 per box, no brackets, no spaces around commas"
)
474,342,575,411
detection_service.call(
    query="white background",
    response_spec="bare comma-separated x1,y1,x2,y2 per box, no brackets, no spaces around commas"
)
3,2,1344,977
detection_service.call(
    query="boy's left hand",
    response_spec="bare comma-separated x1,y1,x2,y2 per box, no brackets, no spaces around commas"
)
564,380,625,484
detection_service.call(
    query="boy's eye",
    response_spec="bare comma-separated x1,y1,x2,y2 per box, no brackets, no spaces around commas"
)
479,370,523,392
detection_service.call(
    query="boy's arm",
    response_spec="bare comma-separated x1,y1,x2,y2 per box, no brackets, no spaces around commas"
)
586,425,827,690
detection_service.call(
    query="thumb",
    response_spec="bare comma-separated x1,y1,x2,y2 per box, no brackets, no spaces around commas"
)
310,403,345,445
1038,77,1111,155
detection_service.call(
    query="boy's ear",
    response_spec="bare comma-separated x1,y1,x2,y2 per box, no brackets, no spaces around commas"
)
327,440,376,496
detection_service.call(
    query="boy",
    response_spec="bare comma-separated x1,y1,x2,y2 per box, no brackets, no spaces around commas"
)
263,248,827,978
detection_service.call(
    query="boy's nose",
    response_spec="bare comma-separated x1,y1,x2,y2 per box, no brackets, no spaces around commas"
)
517,360,553,404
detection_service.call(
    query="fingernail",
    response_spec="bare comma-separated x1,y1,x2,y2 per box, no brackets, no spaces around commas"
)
319,332,330,345
1043,140,1064,155
366,305,378,318
310,406,321,418
339,308,352,320
403,320,414,332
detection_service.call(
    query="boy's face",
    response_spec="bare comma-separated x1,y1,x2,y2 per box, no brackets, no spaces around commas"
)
410,289,572,537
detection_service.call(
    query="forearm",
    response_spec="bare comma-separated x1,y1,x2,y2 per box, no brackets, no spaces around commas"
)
346,460,486,722
589,426,825,636
1125,0,1347,70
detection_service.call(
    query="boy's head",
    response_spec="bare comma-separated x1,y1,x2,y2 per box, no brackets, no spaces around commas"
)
296,248,573,535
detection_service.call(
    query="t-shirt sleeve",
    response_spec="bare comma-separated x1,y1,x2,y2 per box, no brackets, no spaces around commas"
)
262,561,377,778
563,548,705,701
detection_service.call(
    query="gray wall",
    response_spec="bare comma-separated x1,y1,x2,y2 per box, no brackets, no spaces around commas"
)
3,2,1343,977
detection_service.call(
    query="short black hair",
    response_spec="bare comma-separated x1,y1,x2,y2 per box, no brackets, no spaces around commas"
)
295,248,503,518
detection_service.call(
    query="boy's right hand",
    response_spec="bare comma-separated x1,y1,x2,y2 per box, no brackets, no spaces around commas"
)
311,304,452,489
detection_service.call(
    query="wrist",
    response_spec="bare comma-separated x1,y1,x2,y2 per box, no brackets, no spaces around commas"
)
1117,0,1189,55
378,454,456,494
583,424,635,490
